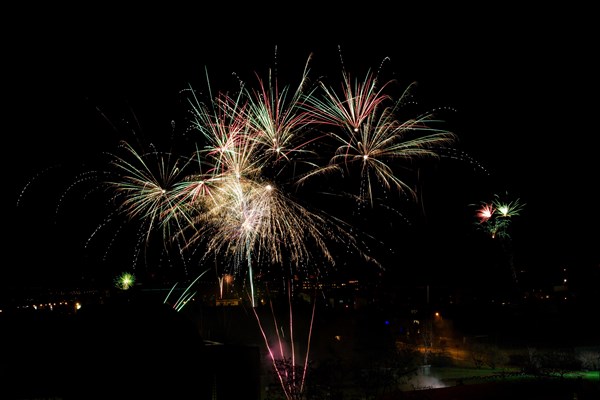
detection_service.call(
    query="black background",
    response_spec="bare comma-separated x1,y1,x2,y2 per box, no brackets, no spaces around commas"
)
4,6,598,295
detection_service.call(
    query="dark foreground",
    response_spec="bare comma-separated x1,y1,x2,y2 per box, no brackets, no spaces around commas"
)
0,298,260,400
2,292,599,399
394,379,600,400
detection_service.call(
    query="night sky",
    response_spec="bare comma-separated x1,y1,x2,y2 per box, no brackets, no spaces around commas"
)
4,8,598,294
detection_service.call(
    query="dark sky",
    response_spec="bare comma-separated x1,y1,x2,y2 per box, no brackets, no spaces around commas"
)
4,8,598,293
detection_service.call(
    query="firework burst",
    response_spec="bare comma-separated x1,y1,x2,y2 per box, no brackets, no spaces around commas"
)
473,193,526,285
244,54,319,167
19,48,471,400
474,193,525,239
298,57,456,207
172,57,379,298
114,271,135,290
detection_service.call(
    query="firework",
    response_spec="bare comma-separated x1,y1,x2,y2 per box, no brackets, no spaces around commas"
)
101,140,209,276
21,49,460,291
473,193,526,285
173,57,381,305
476,203,494,223
493,195,525,218
114,271,135,290
22,48,467,399
474,193,525,239
243,54,319,167
250,281,318,400
298,57,456,207
163,268,210,312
